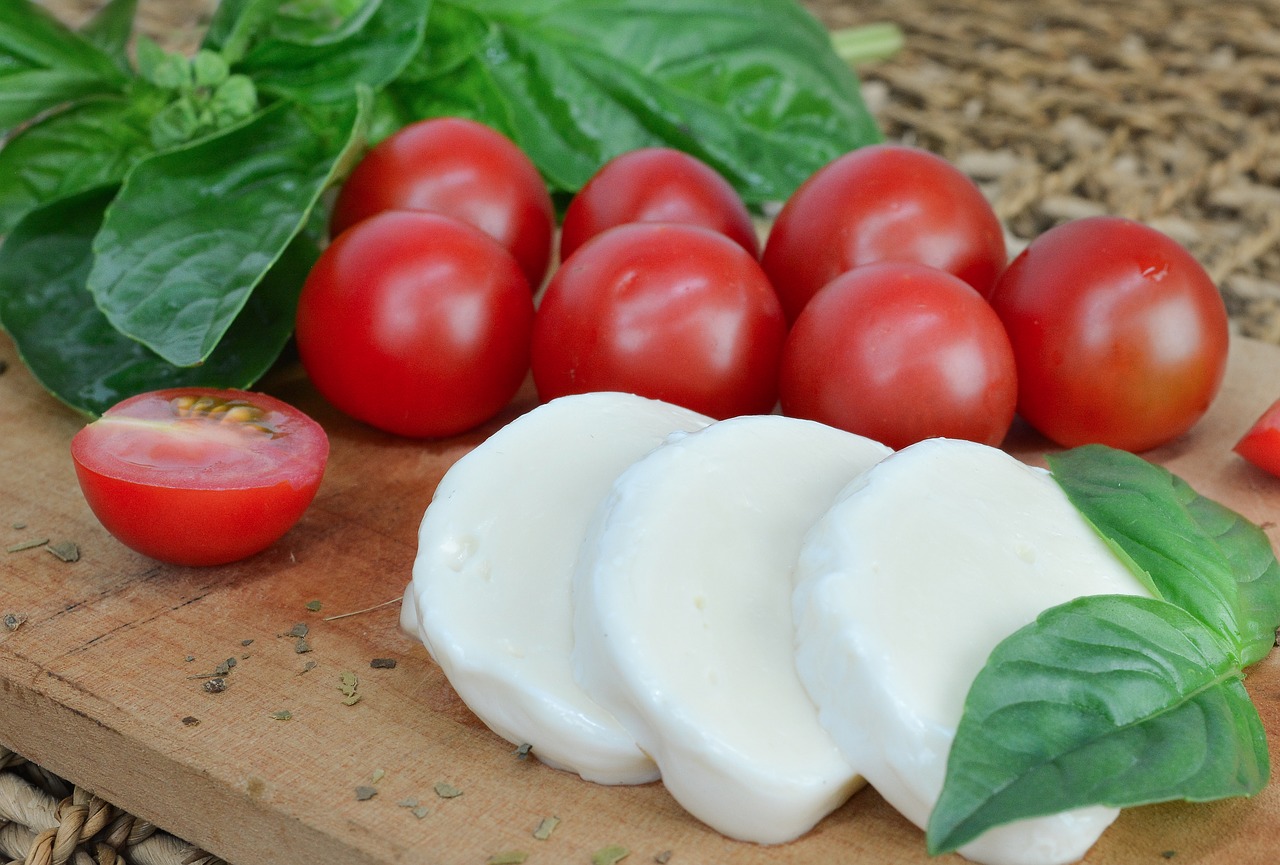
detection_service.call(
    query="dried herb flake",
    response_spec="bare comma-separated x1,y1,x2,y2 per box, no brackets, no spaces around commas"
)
487,852,528,865
269,709,293,721
241,638,254,646
592,845,630,865
354,785,378,801
370,768,385,784
202,677,227,693
6,537,48,553
305,599,323,612
433,781,463,799
370,657,397,669
294,638,312,654
46,540,80,562
532,816,560,841
654,852,672,864
411,805,429,819
514,742,533,760
3,612,27,632
181,716,200,727
284,622,309,639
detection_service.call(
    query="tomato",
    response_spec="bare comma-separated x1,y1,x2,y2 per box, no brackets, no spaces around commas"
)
1236,398,1280,478
761,144,1007,322
988,216,1229,452
70,388,329,567
296,211,534,438
779,262,1017,450
532,223,786,419
329,117,555,288
559,147,759,262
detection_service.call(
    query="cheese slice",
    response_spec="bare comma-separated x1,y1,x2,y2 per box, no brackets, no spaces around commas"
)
402,391,711,784
792,437,1153,865
572,414,891,843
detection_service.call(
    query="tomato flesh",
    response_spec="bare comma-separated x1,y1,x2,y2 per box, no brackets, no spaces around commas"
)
1236,398,1280,478
71,388,329,567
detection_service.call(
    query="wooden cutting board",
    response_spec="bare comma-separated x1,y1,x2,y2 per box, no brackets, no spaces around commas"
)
3,329,1280,865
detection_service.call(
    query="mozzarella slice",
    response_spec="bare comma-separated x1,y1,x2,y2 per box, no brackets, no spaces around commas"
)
403,391,711,784
572,415,891,843
792,438,1153,865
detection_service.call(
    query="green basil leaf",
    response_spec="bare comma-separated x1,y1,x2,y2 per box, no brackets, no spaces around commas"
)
927,594,1269,856
236,0,430,103
0,95,154,235
0,187,318,416
87,92,369,368
1048,445,1280,667
0,1,125,132
389,0,881,204
202,0,281,64
78,0,138,74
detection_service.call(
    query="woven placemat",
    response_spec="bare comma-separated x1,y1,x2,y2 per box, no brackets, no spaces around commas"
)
0,746,222,865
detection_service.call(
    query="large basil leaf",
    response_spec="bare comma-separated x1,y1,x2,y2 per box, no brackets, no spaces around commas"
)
0,95,155,235
927,593,1269,856
0,187,317,416
389,0,881,204
1048,445,1280,667
78,0,138,75
0,1,124,132
86,93,368,368
234,0,429,103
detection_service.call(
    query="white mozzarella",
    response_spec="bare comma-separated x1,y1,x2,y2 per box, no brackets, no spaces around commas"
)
572,415,891,843
403,391,711,784
792,438,1153,865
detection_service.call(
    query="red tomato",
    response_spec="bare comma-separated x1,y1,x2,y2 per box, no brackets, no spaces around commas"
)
532,223,786,419
780,262,1017,450
559,147,759,262
329,117,555,288
988,216,1229,452
761,144,1007,322
70,388,329,567
1236,398,1280,478
296,211,534,438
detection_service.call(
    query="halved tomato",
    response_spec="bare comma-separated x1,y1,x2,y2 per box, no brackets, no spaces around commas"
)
70,388,329,566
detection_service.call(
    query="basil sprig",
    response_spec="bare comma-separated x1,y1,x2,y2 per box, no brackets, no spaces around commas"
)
929,446,1280,855
0,0,883,415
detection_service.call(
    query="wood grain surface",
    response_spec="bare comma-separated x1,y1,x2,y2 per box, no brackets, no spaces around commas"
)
3,329,1280,865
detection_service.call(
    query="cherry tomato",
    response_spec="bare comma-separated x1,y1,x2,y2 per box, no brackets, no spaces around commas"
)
329,117,555,288
532,223,786,419
761,144,1007,322
296,211,534,438
780,262,1017,450
70,388,329,567
988,216,1229,452
559,147,759,262
1236,398,1280,478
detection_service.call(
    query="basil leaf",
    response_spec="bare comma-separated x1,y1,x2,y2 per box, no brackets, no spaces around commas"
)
0,95,154,235
78,0,138,74
0,1,124,132
390,0,881,204
1048,445,1280,667
927,594,1269,856
0,187,317,416
86,92,369,368
236,0,430,103
202,0,280,64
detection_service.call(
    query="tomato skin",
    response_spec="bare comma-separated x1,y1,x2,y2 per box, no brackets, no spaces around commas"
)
779,262,1017,450
532,223,786,419
329,117,555,288
1235,399,1280,478
761,144,1007,322
296,211,534,438
988,216,1229,452
559,147,759,262
70,388,328,567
